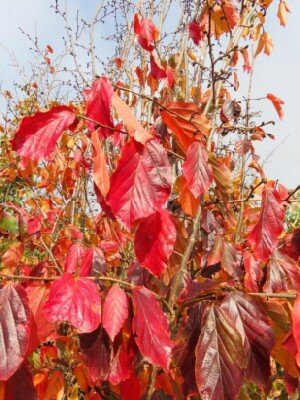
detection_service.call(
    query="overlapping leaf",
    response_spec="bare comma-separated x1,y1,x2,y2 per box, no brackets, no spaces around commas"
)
83,76,114,137
247,186,284,261
132,286,173,371
106,139,172,229
4,362,37,400
208,153,233,199
207,236,243,280
221,291,274,387
195,305,246,400
264,249,300,292
150,54,167,80
44,273,101,333
108,336,135,385
0,284,31,380
134,209,176,277
26,283,53,354
10,105,75,168
64,243,85,274
79,325,111,383
161,102,211,152
133,13,157,51
183,142,213,197
292,294,300,368
243,250,262,292
173,303,207,396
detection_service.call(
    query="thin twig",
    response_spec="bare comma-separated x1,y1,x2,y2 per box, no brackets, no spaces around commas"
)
145,365,158,400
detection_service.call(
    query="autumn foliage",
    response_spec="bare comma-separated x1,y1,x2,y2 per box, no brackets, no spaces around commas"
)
0,0,299,399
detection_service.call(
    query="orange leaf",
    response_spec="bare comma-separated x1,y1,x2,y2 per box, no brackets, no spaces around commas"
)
91,131,110,197
111,93,153,144
161,102,210,152
277,0,290,27
255,32,273,57
2,242,24,268
267,93,284,120
208,153,233,200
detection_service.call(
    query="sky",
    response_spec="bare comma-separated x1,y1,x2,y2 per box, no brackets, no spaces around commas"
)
0,0,299,189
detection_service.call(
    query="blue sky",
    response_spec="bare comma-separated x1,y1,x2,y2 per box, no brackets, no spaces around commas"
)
0,0,299,188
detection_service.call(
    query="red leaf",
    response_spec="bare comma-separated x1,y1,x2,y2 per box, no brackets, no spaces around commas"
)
65,243,85,274
0,284,31,381
106,139,172,229
83,76,114,137
10,105,75,168
292,294,300,367
132,286,173,370
243,250,262,292
221,291,274,388
134,209,176,277
283,228,300,262
80,246,107,277
183,142,213,197
102,285,129,342
208,236,243,280
44,273,101,333
267,93,284,120
241,48,251,73
79,326,111,383
264,249,300,293
120,373,141,400
133,13,157,51
247,186,284,261
27,215,42,234
108,336,135,385
150,54,167,79
188,21,203,45
195,305,246,400
4,362,37,400
173,303,207,396
26,283,53,354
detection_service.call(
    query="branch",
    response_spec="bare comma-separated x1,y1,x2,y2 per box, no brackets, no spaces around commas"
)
168,3,257,314
0,272,175,315
249,292,297,299
145,365,158,400
285,185,300,202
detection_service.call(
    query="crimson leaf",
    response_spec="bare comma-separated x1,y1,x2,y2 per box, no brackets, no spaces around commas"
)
247,186,284,261
10,105,75,168
132,286,173,371
134,209,176,277
43,273,101,333
106,139,172,229
183,142,213,197
102,285,129,342
83,76,114,137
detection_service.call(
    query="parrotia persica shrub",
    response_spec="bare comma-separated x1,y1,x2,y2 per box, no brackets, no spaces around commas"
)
0,0,300,399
